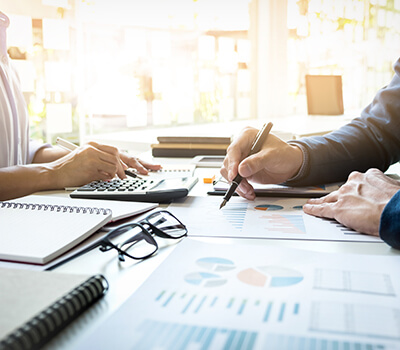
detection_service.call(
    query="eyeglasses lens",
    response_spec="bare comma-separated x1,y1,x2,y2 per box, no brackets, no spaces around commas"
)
147,211,187,238
109,225,157,259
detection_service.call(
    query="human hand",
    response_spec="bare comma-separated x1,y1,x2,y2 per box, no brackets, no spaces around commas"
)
119,152,162,175
220,126,303,200
303,168,400,236
49,141,129,187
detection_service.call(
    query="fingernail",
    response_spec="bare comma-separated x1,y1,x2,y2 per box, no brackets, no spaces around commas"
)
246,193,255,200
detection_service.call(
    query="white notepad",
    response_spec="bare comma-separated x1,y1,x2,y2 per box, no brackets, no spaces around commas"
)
0,199,112,264
13,195,158,222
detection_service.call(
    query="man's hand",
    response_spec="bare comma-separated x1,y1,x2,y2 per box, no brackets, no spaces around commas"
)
220,126,303,200
303,168,400,236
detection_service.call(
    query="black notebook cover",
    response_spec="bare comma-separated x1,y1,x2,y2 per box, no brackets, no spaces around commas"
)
0,269,108,350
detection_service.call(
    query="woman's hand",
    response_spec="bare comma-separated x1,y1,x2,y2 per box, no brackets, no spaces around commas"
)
48,141,160,188
119,152,162,175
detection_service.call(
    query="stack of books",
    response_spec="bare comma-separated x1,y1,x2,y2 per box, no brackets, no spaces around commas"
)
151,135,232,157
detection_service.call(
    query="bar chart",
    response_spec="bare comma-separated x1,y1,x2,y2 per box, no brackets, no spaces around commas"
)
261,213,306,234
154,288,301,325
220,202,248,231
130,320,395,350
134,320,258,350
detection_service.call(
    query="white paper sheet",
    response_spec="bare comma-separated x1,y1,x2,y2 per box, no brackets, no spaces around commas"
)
168,196,382,242
76,239,400,350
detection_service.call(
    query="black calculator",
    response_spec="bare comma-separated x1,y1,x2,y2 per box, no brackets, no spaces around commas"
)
70,177,198,203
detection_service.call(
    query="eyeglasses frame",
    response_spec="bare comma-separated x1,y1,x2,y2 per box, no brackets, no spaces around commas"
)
98,210,187,261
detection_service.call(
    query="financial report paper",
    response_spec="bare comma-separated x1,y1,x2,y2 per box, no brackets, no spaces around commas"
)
77,239,400,350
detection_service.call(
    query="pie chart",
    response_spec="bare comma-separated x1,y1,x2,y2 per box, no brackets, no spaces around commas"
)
196,257,235,272
237,266,303,287
255,204,284,211
184,272,227,287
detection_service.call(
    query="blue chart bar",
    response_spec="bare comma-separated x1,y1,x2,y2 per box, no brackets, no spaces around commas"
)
155,290,165,301
182,295,196,314
163,292,176,307
264,334,390,350
210,296,218,307
238,299,247,315
222,203,248,230
227,298,235,309
294,303,300,315
135,320,258,350
263,302,273,322
194,296,207,314
278,303,286,322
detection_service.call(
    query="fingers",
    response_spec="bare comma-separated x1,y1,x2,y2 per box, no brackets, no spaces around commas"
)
85,142,126,179
303,201,335,219
222,127,258,181
238,151,269,178
123,155,162,175
307,191,339,205
222,148,240,181
235,179,256,200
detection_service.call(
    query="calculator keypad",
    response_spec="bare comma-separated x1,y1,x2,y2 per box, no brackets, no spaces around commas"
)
77,179,156,193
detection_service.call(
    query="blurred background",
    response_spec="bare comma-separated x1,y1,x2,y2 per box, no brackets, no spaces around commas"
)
1,0,400,146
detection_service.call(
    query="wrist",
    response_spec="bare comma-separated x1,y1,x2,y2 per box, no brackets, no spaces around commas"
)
286,142,308,182
35,162,63,190
287,144,304,178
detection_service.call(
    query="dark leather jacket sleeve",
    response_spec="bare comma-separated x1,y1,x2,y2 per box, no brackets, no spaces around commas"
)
288,57,400,186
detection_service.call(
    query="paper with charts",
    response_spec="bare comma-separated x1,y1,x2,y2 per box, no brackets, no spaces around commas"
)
168,196,382,242
77,239,400,350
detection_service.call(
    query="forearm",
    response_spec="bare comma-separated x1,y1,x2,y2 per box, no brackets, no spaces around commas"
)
0,165,56,201
32,147,69,163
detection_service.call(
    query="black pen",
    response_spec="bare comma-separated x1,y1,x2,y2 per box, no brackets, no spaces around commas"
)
219,122,273,209
124,169,143,179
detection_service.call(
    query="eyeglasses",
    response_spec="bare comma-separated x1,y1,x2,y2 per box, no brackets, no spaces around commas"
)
98,210,187,261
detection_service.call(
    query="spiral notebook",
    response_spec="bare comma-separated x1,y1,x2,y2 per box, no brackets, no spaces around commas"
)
0,199,112,264
0,268,108,350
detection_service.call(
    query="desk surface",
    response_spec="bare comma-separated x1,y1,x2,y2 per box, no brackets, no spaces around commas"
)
36,163,400,349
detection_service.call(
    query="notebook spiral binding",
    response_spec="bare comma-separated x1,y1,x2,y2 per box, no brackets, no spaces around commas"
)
0,275,109,350
0,202,111,215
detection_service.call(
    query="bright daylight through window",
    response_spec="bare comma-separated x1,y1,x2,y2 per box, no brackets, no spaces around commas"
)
3,0,400,145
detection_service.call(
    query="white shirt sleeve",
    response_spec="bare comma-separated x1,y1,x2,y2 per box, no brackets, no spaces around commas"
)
28,140,52,164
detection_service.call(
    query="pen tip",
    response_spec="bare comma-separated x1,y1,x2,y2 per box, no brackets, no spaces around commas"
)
219,200,227,210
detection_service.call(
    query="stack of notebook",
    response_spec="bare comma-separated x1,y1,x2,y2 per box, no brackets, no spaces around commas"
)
151,135,232,157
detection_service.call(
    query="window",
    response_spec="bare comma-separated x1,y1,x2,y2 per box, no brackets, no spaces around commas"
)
5,0,251,144
286,0,400,115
